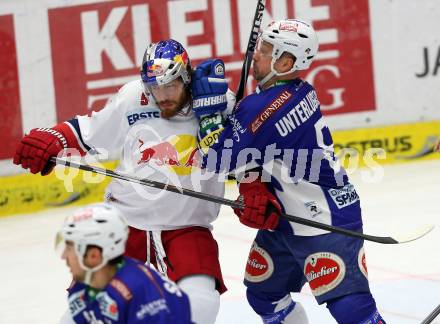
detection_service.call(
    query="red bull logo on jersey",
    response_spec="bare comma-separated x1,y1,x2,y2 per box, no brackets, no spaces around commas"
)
137,135,201,176
138,141,180,166
304,252,346,296
245,242,274,283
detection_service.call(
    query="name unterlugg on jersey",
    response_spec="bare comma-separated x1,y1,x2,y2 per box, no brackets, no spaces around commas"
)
193,94,227,108
275,90,320,137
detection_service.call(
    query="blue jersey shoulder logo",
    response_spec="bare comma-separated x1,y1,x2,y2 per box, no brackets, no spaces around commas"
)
328,184,359,209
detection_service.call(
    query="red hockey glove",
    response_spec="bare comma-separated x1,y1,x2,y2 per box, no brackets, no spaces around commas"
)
233,179,281,230
13,124,71,175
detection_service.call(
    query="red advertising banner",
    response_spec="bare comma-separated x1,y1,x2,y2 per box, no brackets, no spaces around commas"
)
0,14,22,160
0,0,376,160
309,0,376,115
48,0,376,121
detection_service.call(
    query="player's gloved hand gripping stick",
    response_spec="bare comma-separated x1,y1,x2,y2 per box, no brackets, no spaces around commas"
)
233,179,280,230
14,123,85,175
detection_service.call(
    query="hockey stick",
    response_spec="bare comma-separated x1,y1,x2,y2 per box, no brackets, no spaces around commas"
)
421,304,440,324
51,157,434,244
235,0,266,102
46,192,80,207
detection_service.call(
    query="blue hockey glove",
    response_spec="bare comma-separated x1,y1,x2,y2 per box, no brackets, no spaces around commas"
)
191,59,228,118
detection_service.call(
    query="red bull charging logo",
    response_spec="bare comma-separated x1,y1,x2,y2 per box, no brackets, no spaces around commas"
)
137,135,200,175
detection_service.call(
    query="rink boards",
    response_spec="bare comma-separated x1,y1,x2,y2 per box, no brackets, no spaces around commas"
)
1,119,439,217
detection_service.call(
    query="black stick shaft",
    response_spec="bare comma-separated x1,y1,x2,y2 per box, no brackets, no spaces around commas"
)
235,0,266,102
51,157,430,245
421,304,440,324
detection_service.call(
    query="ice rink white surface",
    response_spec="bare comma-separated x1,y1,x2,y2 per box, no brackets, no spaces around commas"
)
1,160,440,324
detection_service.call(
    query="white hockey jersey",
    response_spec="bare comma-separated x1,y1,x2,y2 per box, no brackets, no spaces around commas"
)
70,80,234,231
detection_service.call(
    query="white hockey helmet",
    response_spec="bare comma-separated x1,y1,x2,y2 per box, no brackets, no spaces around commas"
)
257,19,319,86
57,203,128,283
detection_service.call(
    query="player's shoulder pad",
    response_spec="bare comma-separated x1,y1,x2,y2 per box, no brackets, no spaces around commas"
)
107,258,145,301
233,91,260,114
116,80,158,110
233,82,305,133
109,277,133,301
117,79,142,97
67,280,86,293
134,262,170,297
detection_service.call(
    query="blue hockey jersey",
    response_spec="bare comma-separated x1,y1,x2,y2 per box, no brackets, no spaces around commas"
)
204,79,363,236
67,257,192,323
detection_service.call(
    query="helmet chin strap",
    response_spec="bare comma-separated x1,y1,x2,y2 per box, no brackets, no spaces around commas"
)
76,248,108,286
258,70,276,89
82,260,107,285
257,52,297,89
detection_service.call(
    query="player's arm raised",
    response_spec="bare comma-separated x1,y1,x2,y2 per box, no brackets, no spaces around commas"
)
13,85,129,175
191,59,231,151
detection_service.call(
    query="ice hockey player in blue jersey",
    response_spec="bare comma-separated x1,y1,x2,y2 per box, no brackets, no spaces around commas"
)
191,19,386,324
56,203,192,323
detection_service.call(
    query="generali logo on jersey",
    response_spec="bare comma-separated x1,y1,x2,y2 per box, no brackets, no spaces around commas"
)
48,0,375,120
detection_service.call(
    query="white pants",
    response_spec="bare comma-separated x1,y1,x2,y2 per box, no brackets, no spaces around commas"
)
178,274,220,324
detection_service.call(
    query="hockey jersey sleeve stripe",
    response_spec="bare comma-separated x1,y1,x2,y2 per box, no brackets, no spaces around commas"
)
65,118,92,153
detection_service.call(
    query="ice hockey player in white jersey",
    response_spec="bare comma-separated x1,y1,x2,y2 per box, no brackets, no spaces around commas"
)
192,19,387,324
14,39,234,324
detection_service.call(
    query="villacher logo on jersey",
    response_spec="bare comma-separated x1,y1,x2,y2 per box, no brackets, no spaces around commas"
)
245,242,274,283
305,265,339,282
304,252,346,297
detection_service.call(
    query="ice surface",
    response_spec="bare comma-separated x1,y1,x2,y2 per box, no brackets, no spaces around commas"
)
1,160,439,323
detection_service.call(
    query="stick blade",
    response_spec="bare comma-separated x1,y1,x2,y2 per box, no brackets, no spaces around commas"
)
391,224,434,243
